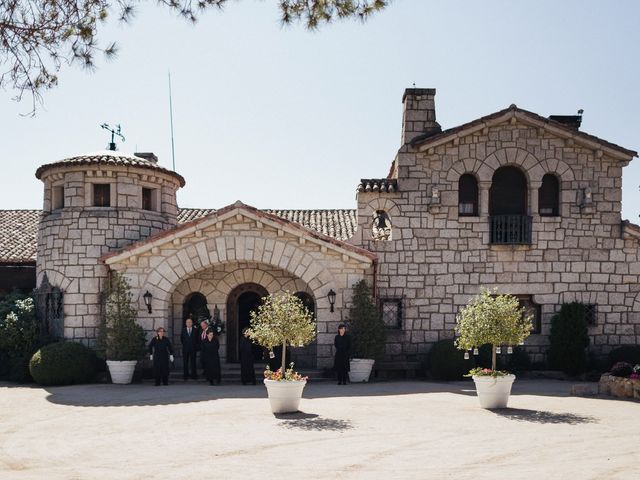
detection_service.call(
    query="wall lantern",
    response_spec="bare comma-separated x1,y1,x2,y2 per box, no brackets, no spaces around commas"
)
143,290,153,314
327,289,336,313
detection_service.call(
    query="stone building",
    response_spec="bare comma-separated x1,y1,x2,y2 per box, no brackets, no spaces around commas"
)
1,87,639,369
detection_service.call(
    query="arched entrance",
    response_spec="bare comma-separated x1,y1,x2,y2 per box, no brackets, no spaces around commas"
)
182,292,209,326
293,291,317,368
226,283,268,363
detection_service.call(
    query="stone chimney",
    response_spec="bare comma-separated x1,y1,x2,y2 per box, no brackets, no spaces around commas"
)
135,152,158,163
401,88,441,145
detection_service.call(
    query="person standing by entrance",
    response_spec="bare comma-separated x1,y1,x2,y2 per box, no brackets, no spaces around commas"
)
334,324,351,385
198,319,210,372
180,316,198,381
148,327,174,386
239,328,256,385
201,329,221,385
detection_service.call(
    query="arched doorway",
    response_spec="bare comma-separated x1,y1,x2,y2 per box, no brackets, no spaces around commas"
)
182,292,209,326
226,283,268,363
293,291,317,368
489,166,531,244
489,166,528,215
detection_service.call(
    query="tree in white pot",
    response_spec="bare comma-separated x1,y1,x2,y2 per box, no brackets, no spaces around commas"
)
455,290,532,408
347,280,385,382
97,272,147,384
246,291,316,413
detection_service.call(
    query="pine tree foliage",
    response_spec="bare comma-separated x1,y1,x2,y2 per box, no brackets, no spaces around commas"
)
98,272,147,361
347,279,385,359
0,0,388,114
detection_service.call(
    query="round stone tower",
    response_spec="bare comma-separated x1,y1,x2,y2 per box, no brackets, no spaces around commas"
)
35,151,185,343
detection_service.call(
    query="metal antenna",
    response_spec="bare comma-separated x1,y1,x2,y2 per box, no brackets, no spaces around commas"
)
168,71,176,171
101,123,125,151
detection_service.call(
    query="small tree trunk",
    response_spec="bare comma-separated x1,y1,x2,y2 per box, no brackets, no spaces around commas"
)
281,340,287,377
492,344,497,371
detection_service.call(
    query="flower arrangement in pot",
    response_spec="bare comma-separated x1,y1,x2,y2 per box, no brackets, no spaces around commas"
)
455,290,532,409
97,272,147,384
246,291,316,414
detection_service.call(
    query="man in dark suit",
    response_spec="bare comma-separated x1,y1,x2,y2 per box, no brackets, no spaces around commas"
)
180,316,199,380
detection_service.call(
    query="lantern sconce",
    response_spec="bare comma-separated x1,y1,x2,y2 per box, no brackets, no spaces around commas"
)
327,289,336,313
143,290,153,314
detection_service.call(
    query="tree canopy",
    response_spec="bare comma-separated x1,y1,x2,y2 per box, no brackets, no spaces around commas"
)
1,0,388,114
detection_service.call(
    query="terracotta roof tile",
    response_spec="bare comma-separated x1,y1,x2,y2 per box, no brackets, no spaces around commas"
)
0,208,358,262
0,210,41,263
35,151,186,187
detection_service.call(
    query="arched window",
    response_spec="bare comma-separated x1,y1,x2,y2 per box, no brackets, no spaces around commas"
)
489,166,531,244
182,292,209,326
294,292,315,318
458,174,478,216
538,174,560,217
371,210,392,241
489,166,528,215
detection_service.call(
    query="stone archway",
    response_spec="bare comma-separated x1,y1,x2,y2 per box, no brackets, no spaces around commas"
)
226,283,268,363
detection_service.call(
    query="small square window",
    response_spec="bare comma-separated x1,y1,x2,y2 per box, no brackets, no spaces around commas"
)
380,298,402,329
584,304,598,326
93,184,111,207
142,187,157,211
52,185,64,210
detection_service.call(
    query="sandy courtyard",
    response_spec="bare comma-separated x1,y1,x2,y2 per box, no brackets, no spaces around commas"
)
0,380,637,479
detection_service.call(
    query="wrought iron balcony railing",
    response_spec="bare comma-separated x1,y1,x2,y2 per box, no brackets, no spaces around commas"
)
490,215,532,245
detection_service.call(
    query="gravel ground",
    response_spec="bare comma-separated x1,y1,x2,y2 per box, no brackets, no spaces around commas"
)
0,379,637,480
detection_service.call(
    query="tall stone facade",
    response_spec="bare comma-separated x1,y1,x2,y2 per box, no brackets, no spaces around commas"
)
35,154,184,341
353,89,640,363
25,87,640,368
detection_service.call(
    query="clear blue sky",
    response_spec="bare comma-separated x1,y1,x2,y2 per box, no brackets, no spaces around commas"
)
1,0,639,221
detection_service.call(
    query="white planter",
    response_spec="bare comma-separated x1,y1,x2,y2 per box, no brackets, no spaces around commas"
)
349,358,375,383
106,360,137,385
263,379,307,414
472,374,516,409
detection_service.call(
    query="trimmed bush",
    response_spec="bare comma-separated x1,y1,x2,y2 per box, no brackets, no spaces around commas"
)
548,302,590,375
429,339,474,381
29,342,97,386
610,362,633,378
347,280,386,360
609,346,640,367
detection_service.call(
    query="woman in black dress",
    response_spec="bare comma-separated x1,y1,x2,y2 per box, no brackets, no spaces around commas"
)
334,324,351,385
239,328,256,385
148,327,174,386
201,329,221,385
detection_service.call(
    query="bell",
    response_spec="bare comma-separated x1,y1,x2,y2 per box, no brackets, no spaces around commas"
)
507,346,513,354
375,211,388,228
464,352,470,360
496,346,502,354
473,347,479,355
269,351,275,359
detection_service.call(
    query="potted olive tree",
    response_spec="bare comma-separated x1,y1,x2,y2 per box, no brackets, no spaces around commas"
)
98,272,147,384
347,280,385,382
247,291,316,413
455,290,532,408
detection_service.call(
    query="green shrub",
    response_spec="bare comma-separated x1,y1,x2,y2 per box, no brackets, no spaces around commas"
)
97,273,147,361
29,342,97,386
609,346,640,367
0,294,50,382
548,302,590,375
428,339,474,381
347,280,385,359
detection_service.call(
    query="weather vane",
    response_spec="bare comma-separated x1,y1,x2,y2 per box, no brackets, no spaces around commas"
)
101,123,125,151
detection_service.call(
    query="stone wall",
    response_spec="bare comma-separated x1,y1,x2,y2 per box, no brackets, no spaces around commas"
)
354,91,640,365
36,165,180,343
170,261,315,365
106,205,375,368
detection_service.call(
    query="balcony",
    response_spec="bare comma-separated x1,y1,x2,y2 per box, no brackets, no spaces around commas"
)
490,215,532,245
